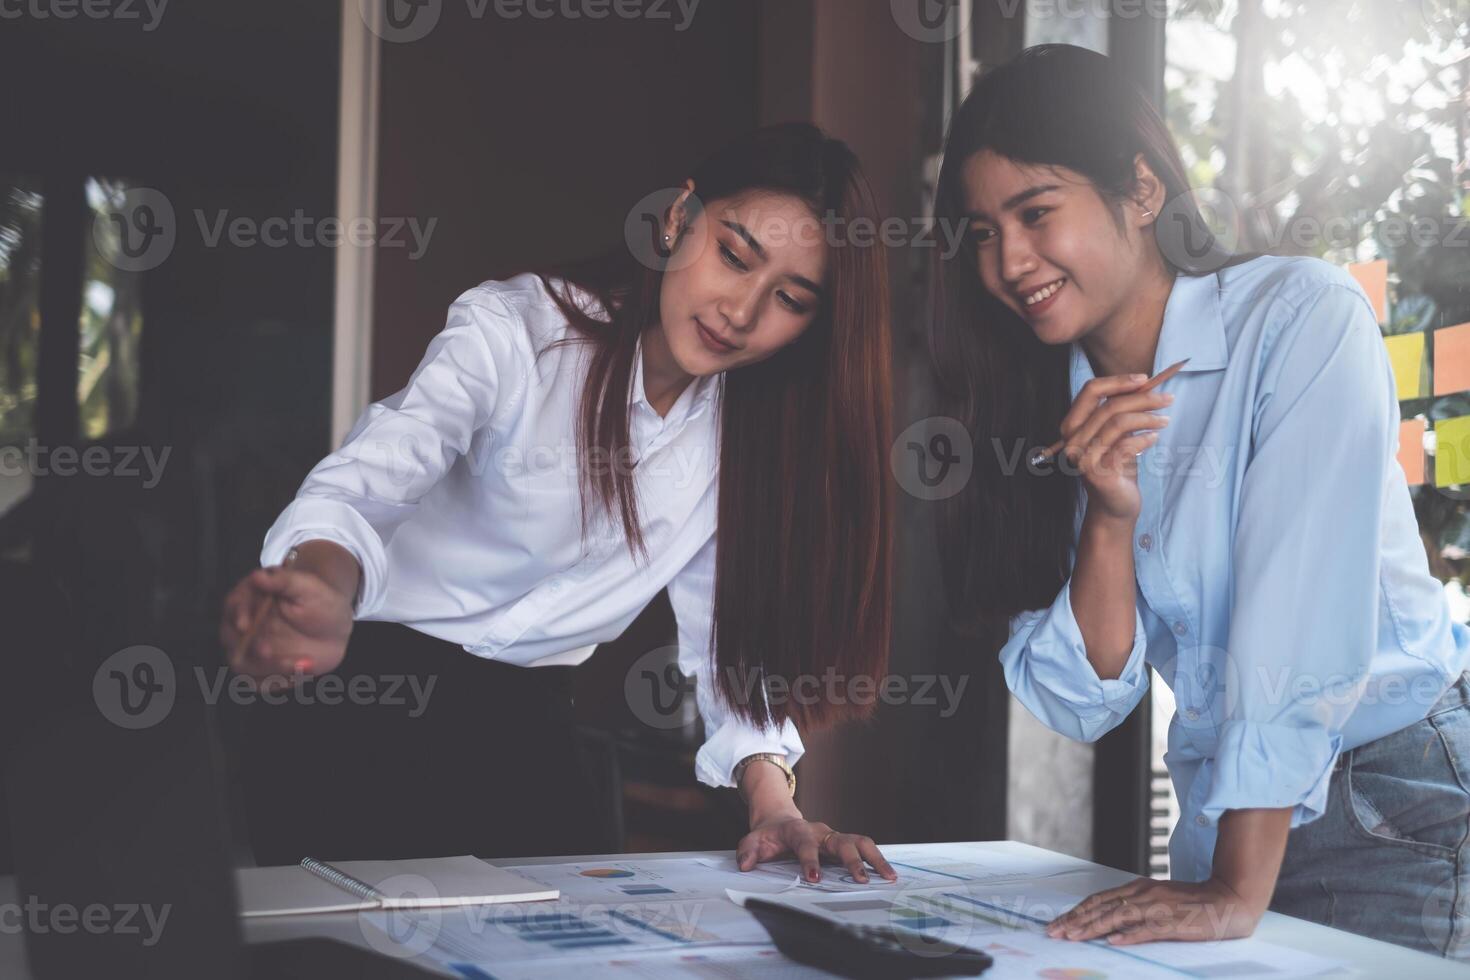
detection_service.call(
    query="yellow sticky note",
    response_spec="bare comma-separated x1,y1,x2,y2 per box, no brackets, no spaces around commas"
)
1435,416,1470,487
1349,259,1389,325
1400,418,1426,486
1434,322,1470,397
1384,332,1425,399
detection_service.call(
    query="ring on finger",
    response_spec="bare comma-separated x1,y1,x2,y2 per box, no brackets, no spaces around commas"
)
819,830,837,850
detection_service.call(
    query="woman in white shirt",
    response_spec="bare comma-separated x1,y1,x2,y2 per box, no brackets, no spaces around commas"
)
219,123,898,885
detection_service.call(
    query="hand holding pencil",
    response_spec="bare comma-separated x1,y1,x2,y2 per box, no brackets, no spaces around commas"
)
219,549,355,693
1029,358,1188,523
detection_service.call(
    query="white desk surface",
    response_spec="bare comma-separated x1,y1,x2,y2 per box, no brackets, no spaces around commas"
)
1,840,1462,978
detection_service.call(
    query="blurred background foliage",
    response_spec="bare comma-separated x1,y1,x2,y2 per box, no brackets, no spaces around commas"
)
0,181,42,449
1166,0,1470,596
0,177,142,454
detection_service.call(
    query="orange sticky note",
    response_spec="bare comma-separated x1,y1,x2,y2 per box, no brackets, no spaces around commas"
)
1349,260,1388,325
1434,322,1470,396
1384,332,1426,399
1436,416,1470,487
1399,417,1426,486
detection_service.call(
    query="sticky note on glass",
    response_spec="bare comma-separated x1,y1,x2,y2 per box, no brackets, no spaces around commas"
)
1434,322,1470,396
1384,332,1426,399
1399,418,1426,485
1435,416,1470,487
1349,259,1388,325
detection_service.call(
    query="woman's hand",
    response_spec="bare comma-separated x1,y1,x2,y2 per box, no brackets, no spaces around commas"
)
1055,374,1173,523
1045,876,1264,945
219,562,354,693
736,814,898,886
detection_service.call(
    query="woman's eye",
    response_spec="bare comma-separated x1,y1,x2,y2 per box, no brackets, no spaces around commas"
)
968,227,996,247
719,243,748,271
778,292,808,314
1022,206,1051,223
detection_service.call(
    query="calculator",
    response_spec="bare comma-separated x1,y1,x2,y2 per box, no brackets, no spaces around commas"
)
743,897,994,978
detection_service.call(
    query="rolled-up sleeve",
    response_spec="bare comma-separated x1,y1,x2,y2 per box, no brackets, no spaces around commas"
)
260,289,522,618
1201,283,1392,827
1000,574,1150,743
667,534,805,789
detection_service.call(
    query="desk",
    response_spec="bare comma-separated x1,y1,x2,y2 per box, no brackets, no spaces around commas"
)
1,841,1461,977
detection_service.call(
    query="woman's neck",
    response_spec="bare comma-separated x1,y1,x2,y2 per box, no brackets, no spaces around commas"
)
639,323,696,419
1080,256,1177,380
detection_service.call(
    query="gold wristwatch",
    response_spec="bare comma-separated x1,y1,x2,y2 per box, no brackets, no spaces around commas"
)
733,752,796,800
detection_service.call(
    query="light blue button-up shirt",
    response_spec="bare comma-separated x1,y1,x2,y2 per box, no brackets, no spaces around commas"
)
999,254,1470,882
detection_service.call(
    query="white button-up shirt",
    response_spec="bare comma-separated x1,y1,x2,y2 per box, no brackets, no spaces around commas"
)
260,273,804,788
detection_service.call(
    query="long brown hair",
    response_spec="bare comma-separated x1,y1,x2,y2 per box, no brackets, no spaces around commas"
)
929,44,1247,634
536,123,893,731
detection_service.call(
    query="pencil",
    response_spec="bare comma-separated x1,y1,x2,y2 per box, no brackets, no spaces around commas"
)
232,589,277,668
1029,357,1190,467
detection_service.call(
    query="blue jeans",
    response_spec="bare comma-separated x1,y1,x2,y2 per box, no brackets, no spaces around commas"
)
1270,670,1470,958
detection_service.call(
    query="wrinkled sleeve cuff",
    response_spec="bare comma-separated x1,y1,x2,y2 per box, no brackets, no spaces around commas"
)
1026,578,1149,716
259,496,390,619
1200,720,1341,827
694,716,806,791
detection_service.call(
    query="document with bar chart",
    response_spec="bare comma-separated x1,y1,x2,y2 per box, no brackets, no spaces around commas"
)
363,844,1350,979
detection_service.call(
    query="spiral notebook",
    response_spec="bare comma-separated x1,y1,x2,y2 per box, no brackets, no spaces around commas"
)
236,855,559,917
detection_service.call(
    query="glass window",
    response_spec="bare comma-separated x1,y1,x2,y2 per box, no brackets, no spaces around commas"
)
0,177,42,519
0,178,42,449
81,177,145,439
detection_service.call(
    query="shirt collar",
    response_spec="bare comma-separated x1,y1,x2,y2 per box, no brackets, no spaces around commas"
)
630,331,722,426
1070,270,1229,397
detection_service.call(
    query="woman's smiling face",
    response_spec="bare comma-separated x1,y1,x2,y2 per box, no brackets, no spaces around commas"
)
961,149,1145,347
657,188,829,377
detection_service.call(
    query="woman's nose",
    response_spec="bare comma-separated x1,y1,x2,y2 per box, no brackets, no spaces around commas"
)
719,286,760,330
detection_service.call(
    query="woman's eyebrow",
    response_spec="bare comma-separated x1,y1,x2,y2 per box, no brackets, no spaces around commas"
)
968,183,1063,222
720,219,766,258
721,218,824,298
787,274,824,298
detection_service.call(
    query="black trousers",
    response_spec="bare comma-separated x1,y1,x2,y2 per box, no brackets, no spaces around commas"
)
234,620,599,865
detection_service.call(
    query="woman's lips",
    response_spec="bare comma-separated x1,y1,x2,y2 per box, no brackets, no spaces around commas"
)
695,318,739,354
1019,277,1067,318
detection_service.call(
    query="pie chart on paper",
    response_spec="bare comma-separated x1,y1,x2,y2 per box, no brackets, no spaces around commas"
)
578,868,636,879
1038,970,1108,980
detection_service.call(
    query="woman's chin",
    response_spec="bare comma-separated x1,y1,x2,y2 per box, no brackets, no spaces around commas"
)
669,343,725,378
1028,314,1083,347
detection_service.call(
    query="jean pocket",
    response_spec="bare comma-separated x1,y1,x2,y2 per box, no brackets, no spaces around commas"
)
1345,709,1470,858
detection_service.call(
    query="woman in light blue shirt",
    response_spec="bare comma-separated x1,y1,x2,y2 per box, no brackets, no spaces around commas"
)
928,45,1470,957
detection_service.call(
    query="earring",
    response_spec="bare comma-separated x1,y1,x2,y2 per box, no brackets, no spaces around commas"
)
1143,209,1155,219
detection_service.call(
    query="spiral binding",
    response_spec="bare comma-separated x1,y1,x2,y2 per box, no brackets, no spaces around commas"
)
299,856,383,904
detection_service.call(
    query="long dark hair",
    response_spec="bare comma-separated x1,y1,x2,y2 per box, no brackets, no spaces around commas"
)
535,123,893,731
929,44,1242,633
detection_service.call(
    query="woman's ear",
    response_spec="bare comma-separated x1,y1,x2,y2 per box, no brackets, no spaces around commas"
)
1130,153,1166,226
665,178,698,243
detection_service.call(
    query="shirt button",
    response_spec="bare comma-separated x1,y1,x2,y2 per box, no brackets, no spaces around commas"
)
1173,621,1187,637
1138,533,1152,551
1195,814,1209,827
549,580,564,594
1184,708,1200,721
